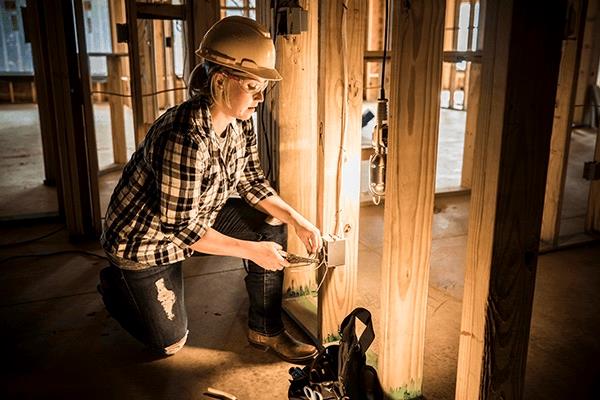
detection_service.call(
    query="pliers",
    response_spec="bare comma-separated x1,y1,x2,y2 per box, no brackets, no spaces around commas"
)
279,250,320,264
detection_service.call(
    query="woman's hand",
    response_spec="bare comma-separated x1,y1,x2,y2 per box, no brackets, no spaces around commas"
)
291,215,322,255
248,241,290,271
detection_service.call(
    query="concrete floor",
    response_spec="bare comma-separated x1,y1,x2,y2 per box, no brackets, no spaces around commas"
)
1,103,599,398
1,197,599,399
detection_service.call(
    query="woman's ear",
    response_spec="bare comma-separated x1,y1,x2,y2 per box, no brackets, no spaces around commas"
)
215,72,225,89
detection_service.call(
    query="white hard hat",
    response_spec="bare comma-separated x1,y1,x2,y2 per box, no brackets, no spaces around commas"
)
197,16,282,81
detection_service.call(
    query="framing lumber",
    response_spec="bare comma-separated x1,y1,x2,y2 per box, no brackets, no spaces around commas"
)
441,0,457,93
136,3,185,20
108,0,129,162
153,19,167,110
140,19,159,132
461,62,481,189
573,0,600,124
164,20,177,107
23,4,59,188
448,0,462,109
378,1,445,397
109,0,131,109
460,0,483,189
316,0,366,342
455,0,566,398
125,0,146,144
586,125,600,233
466,0,477,52
28,0,102,236
541,0,588,248
107,55,127,164
255,1,319,304
364,0,384,101
127,0,197,144
188,0,219,81
442,50,482,64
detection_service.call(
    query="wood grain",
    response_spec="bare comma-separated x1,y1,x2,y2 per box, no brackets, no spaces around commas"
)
573,0,600,124
378,1,445,397
256,0,319,300
586,125,600,233
29,0,101,236
541,0,588,247
455,0,566,398
316,0,366,342
461,62,480,189
107,55,127,164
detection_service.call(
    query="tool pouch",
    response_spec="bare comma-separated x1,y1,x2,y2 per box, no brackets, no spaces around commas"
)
288,307,384,400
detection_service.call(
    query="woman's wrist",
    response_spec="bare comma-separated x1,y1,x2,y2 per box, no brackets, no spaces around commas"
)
233,239,256,260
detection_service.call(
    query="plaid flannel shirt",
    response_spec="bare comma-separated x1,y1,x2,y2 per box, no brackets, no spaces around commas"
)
101,97,276,269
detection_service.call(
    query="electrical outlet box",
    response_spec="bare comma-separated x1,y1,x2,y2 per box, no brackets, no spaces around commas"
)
323,234,346,267
275,6,308,36
116,23,128,44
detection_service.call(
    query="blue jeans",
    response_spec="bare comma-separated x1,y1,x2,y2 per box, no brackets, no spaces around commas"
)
98,197,287,354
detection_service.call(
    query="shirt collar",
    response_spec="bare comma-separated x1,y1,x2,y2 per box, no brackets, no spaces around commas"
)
193,97,243,140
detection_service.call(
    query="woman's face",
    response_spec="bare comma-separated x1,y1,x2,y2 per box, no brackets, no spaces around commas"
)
217,72,268,120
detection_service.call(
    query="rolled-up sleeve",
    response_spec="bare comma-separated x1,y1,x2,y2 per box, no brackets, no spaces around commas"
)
151,130,209,249
236,119,277,205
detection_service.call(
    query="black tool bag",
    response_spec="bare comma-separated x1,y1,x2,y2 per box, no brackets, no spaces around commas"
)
288,307,384,400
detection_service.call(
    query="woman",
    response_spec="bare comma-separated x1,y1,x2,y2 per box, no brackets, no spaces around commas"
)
98,16,321,364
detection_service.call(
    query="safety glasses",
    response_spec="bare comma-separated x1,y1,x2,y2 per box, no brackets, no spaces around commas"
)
225,72,269,95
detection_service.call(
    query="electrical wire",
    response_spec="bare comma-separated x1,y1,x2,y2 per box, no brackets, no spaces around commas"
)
0,250,107,265
258,0,280,184
381,0,390,101
90,87,187,98
0,226,65,248
334,0,350,237
283,249,333,296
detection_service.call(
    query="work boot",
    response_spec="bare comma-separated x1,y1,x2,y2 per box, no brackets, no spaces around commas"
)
248,329,318,364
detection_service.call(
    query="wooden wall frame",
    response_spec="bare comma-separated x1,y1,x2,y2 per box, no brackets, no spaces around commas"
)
455,0,566,398
25,0,102,237
378,0,445,397
541,0,588,248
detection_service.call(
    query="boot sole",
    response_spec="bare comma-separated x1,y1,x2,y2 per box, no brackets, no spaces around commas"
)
248,341,317,365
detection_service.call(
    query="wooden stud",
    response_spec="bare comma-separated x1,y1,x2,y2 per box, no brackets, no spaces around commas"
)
540,0,588,248
586,125,600,233
23,2,59,188
573,0,600,124
107,55,127,164
466,0,477,52
108,0,129,163
448,0,463,109
136,2,185,20
163,20,176,107
255,0,319,336
378,1,445,397
461,61,480,189
188,0,219,82
316,0,367,342
73,0,101,235
31,81,37,103
139,19,158,131
28,0,102,236
153,19,167,110
109,0,131,109
125,0,146,144
364,0,384,101
455,0,566,398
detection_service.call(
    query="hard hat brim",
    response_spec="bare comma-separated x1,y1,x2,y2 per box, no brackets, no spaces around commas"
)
199,54,283,81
